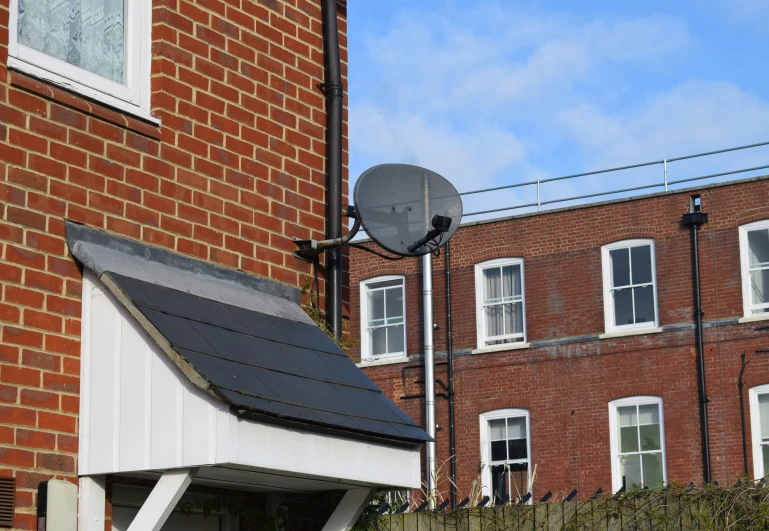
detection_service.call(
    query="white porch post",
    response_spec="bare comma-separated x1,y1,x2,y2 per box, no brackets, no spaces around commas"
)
126,468,199,531
78,475,106,531
321,488,376,531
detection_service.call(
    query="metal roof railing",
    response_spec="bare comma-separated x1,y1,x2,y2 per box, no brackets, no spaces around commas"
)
460,140,769,218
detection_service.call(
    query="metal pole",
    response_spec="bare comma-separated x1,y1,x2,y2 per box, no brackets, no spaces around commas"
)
422,173,436,509
664,159,668,191
536,179,541,212
691,223,712,483
683,205,712,483
445,242,456,508
321,0,343,339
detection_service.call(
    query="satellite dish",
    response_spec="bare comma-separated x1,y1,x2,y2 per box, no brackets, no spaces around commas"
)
354,164,463,257
293,163,462,260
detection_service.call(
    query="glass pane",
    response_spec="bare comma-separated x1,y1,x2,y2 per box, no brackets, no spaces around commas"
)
485,305,503,338
502,265,521,298
638,404,660,425
748,229,769,266
483,267,502,302
368,279,402,290
387,325,404,354
508,417,526,439
642,453,664,487
750,270,769,308
367,290,384,322
610,248,630,287
634,286,655,323
613,289,634,326
763,445,769,477
489,419,506,441
491,464,506,498
508,438,527,460
17,0,126,83
385,287,404,319
759,394,769,439
631,245,652,284
371,327,387,356
620,454,642,489
620,426,639,453
619,406,637,427
491,440,507,462
639,424,661,451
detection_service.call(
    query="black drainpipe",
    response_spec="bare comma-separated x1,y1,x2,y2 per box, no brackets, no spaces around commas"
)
682,195,711,483
445,242,457,507
738,352,749,475
321,0,344,338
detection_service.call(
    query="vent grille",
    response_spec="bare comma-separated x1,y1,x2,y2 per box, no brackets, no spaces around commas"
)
0,477,15,527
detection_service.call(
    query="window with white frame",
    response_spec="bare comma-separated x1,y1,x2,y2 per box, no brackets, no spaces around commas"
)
601,240,658,333
475,258,526,348
480,409,531,503
739,220,769,318
608,397,666,492
8,0,152,118
749,384,769,479
360,276,406,361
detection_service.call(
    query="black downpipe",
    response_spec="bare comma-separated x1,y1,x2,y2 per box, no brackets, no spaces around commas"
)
738,352,749,475
682,199,711,483
445,242,457,507
321,0,344,338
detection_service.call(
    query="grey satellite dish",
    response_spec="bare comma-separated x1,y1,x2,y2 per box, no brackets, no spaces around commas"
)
354,164,462,257
293,163,463,260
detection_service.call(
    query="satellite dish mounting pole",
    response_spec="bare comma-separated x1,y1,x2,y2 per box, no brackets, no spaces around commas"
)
422,172,437,509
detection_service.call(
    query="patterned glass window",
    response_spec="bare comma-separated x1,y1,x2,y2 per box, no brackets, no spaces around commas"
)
18,0,125,82
9,0,151,116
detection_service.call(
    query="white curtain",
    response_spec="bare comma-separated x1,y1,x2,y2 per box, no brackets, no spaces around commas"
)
18,0,125,83
483,266,521,339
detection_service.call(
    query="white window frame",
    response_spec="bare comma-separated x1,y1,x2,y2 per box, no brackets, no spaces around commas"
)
474,258,527,349
749,383,769,479
479,409,532,502
739,220,769,318
360,275,407,362
7,0,155,122
608,396,667,493
601,239,659,334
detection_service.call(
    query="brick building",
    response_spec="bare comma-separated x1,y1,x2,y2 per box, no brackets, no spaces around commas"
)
0,0,429,529
350,176,769,504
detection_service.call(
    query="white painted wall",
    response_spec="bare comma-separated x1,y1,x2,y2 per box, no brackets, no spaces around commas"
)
79,271,421,489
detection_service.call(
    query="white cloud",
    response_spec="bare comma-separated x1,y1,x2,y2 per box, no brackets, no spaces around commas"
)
559,81,769,185
350,2,769,226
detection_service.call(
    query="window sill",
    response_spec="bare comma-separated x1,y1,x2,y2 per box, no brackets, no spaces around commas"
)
599,327,663,339
8,68,161,137
738,314,769,324
472,342,530,355
357,356,410,368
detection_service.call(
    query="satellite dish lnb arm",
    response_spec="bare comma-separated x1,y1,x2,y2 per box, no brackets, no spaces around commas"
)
292,207,361,261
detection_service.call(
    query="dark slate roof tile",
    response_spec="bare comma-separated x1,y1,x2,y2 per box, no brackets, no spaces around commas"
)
107,272,431,444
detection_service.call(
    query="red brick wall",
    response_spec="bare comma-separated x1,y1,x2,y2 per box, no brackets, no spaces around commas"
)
351,178,769,501
0,0,347,527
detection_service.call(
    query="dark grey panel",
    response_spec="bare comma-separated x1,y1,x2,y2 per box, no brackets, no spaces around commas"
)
107,271,431,443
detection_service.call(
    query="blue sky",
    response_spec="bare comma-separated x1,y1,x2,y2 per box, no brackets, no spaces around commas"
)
348,0,769,220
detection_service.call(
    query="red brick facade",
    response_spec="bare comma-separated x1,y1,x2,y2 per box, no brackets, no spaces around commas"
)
351,177,769,502
0,0,347,527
